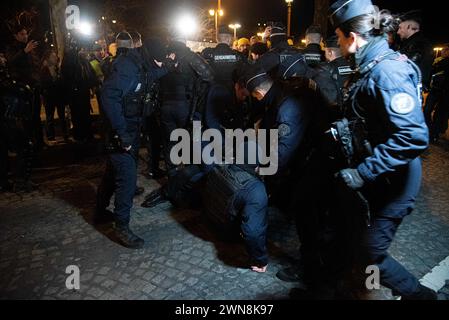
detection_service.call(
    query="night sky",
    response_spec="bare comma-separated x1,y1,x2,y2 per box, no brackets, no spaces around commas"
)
1,0,447,45
70,0,447,43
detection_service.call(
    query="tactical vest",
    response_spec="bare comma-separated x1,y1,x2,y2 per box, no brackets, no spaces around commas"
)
121,53,147,118
330,51,422,167
202,165,257,227
303,44,325,67
205,45,241,88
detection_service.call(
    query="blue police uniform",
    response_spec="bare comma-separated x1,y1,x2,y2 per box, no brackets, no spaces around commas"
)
348,37,428,297
329,0,431,298
232,171,268,266
259,83,310,174
98,49,168,227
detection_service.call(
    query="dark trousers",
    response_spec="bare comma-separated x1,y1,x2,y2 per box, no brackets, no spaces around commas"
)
44,97,67,139
97,152,137,226
70,89,93,142
234,178,269,266
430,94,449,139
161,100,190,170
32,88,44,150
143,113,163,172
361,216,419,296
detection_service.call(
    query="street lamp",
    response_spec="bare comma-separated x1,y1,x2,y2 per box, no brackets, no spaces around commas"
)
229,24,241,41
209,9,224,42
285,0,293,37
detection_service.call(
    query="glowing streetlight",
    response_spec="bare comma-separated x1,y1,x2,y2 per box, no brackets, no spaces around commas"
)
229,24,241,41
77,22,93,36
112,20,117,24
285,0,293,37
175,14,198,39
210,8,225,42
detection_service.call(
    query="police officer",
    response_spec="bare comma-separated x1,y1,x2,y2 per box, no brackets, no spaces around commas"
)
397,11,433,90
329,0,437,299
322,35,353,109
96,38,170,249
202,25,245,91
301,25,326,67
256,22,298,78
0,53,37,193
159,36,213,174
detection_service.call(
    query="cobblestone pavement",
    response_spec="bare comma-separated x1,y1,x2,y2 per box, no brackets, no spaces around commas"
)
1,139,449,300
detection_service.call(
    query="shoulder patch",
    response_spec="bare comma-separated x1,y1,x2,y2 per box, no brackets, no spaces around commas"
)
278,123,291,137
391,93,415,114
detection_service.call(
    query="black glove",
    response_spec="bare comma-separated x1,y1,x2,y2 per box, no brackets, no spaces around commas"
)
338,168,365,190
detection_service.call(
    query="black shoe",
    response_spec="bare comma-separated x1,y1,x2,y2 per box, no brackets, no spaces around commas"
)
134,186,145,196
141,188,167,208
93,209,114,225
401,284,438,300
112,224,144,249
276,265,305,283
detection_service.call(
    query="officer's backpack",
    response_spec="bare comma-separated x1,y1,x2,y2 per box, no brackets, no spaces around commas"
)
183,50,215,122
202,165,257,231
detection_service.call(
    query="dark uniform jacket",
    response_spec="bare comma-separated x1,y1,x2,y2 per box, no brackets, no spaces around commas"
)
101,49,168,148
348,37,429,218
202,43,245,90
399,31,433,89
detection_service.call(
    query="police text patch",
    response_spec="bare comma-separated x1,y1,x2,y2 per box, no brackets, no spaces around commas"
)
391,93,415,114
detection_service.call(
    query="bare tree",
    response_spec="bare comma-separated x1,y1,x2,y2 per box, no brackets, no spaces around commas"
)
313,0,330,35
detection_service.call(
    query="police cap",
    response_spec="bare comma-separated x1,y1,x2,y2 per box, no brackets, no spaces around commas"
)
328,0,375,28
243,64,270,92
116,31,133,49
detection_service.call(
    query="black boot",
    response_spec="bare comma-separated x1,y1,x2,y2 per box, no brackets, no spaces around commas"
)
112,224,144,249
141,187,167,208
402,284,438,300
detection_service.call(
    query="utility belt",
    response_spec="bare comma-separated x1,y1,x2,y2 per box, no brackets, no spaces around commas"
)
323,117,373,168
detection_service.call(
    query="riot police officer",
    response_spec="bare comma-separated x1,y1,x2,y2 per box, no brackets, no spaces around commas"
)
301,25,326,67
322,35,353,110
202,25,245,92
256,22,302,79
159,37,213,174
96,38,170,249
329,0,437,299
